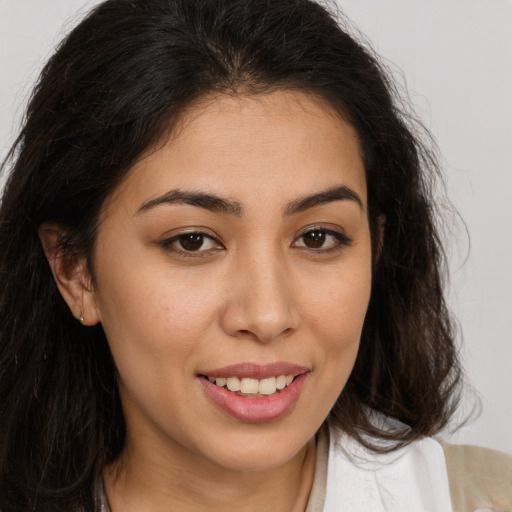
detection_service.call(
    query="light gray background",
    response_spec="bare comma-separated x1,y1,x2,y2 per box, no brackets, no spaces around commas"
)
1,0,511,454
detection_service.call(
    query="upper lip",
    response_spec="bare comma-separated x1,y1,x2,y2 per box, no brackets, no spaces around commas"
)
199,362,310,380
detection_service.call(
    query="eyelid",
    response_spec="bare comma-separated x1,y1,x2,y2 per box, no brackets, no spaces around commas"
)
162,225,218,236
159,228,225,256
292,224,353,250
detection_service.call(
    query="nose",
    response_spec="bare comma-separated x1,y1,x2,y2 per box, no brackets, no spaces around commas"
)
220,249,300,343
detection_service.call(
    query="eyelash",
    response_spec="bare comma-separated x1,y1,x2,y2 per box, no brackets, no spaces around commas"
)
160,227,352,257
292,227,352,252
160,231,224,258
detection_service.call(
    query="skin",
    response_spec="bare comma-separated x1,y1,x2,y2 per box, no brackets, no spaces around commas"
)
41,90,373,511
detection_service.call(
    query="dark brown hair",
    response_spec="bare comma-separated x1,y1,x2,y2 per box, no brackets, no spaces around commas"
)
0,0,461,509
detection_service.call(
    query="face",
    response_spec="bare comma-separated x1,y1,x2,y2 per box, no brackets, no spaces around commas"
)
90,91,372,472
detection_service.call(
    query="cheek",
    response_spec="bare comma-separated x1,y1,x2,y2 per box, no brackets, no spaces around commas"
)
314,290,369,370
91,235,228,392
307,260,371,338
96,265,222,358
305,257,372,388
93,264,226,421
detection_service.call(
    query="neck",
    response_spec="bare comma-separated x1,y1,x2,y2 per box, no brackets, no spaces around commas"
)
103,435,316,512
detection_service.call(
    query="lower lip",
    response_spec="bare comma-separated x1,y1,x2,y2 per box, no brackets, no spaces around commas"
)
199,373,308,423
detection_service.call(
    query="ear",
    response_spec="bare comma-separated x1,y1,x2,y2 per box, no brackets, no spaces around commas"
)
38,223,100,326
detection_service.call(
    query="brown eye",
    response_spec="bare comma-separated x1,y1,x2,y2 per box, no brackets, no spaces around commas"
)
179,233,206,251
293,228,352,251
162,231,222,255
301,230,326,248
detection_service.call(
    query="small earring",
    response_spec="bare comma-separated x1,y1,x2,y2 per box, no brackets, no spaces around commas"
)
78,313,84,323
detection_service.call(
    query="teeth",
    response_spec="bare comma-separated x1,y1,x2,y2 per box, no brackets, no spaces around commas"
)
226,377,241,392
276,375,287,390
258,377,277,395
240,378,259,394
209,374,296,394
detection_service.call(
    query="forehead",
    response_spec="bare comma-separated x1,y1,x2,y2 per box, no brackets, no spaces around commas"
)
105,90,367,216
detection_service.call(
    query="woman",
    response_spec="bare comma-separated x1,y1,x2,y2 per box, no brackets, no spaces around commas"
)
0,0,510,511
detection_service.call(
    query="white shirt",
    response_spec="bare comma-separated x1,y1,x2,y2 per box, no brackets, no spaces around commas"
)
321,425,453,511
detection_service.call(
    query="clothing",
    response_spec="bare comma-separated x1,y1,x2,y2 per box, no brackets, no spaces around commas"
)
443,442,512,512
306,425,452,511
306,425,512,512
98,425,512,511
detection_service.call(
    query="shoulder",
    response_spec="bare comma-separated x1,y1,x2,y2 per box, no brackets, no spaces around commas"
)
441,442,512,512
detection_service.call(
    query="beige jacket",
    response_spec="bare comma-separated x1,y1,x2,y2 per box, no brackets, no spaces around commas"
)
442,442,512,512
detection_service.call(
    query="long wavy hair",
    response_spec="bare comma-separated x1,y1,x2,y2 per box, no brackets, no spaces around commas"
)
0,0,461,509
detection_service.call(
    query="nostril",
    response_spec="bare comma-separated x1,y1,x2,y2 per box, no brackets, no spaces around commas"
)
234,326,295,343
237,329,252,338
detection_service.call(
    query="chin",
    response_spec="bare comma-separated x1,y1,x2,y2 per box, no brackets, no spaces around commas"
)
198,424,312,472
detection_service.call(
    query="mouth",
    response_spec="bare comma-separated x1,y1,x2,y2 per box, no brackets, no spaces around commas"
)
199,374,297,397
198,362,310,422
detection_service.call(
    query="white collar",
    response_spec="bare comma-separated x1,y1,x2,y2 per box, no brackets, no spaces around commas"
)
322,424,453,512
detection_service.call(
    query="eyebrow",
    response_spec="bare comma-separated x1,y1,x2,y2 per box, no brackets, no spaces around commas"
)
283,185,363,215
136,184,363,217
136,189,244,216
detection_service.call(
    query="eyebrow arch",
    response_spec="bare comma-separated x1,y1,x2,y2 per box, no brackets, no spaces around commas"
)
284,185,363,216
136,184,362,217
136,189,244,217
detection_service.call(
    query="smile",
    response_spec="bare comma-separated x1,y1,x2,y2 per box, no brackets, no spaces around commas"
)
198,362,310,422
205,375,296,396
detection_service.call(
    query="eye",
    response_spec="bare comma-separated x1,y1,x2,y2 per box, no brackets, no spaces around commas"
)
292,228,351,251
161,231,223,255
